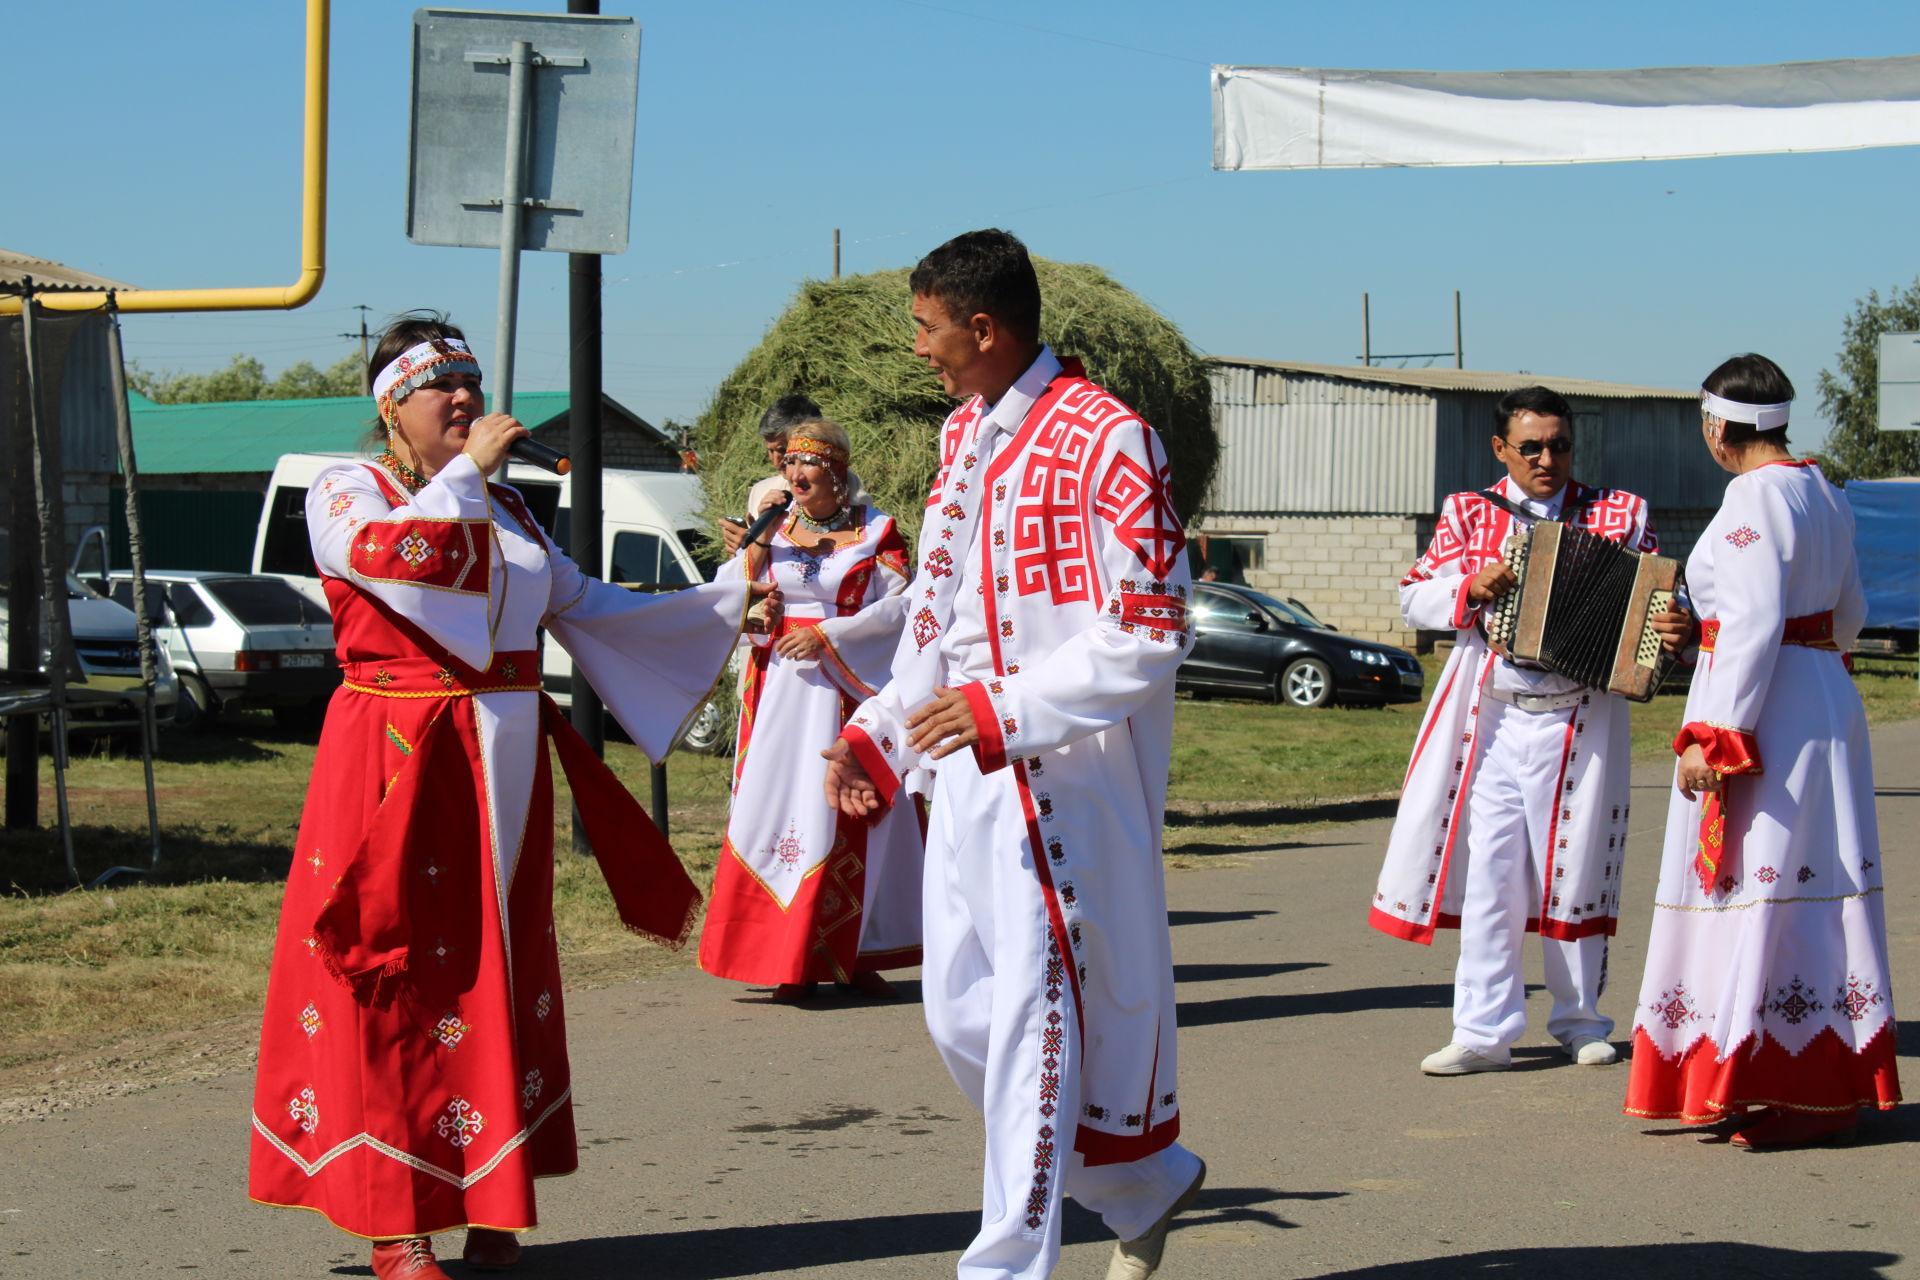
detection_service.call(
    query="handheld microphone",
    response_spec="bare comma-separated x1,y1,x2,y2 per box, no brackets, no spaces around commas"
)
509,436,571,475
740,492,793,547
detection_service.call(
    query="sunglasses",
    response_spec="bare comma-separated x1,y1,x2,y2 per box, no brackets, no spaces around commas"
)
1509,438,1572,458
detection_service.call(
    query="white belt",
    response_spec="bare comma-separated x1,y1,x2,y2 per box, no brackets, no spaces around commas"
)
1482,684,1587,713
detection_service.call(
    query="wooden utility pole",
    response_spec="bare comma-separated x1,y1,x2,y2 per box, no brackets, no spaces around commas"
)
337,304,374,394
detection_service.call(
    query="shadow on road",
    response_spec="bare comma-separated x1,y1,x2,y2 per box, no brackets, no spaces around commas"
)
1295,1242,1900,1280
1174,960,1329,984
1168,908,1276,927
385,1185,1335,1278
1166,797,1398,828
1179,982,1453,1027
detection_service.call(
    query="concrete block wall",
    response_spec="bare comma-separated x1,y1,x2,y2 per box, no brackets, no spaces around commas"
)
1204,514,1427,648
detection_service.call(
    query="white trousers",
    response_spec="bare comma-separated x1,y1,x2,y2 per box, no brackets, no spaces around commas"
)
1452,697,1612,1057
925,747,1202,1280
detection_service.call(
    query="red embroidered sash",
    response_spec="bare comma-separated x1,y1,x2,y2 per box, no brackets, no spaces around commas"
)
1698,609,1837,654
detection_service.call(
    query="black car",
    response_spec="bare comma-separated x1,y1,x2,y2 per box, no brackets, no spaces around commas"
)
1178,583,1424,707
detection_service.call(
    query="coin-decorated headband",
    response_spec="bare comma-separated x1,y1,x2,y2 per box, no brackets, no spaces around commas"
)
374,338,482,425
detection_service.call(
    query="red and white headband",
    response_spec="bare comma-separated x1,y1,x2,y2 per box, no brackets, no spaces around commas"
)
1701,389,1790,431
375,338,481,425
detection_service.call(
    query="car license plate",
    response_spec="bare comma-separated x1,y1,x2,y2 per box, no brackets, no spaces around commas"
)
282,652,326,668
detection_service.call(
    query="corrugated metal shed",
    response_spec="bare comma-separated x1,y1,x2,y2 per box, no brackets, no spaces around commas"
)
0,248,136,292
126,390,678,474
1215,357,1699,402
1209,357,1727,515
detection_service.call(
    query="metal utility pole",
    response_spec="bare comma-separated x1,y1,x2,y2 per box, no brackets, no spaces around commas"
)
833,228,841,280
566,0,608,852
1357,292,1462,368
1454,290,1464,369
338,304,374,394
1361,292,1371,366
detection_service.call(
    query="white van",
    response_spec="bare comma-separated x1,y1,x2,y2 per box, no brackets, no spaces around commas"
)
252,452,721,710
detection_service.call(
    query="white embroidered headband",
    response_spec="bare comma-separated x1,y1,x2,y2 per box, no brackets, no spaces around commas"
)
1701,389,1790,431
374,338,481,425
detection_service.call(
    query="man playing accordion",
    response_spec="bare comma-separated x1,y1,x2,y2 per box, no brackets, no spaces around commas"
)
1370,386,1681,1076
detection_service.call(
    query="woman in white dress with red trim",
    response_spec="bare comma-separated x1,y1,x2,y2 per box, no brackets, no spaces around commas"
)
1625,353,1899,1148
698,420,923,1002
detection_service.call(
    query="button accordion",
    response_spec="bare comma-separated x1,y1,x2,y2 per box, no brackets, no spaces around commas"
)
1482,518,1681,702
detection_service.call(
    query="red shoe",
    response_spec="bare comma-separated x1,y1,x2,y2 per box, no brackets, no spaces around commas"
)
462,1227,523,1271
372,1237,451,1279
842,970,898,999
1729,1107,1858,1150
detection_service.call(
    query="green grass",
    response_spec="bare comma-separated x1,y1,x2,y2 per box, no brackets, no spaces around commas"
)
1,654,1912,1088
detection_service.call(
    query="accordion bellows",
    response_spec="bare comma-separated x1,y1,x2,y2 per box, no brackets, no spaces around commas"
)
1484,521,1681,702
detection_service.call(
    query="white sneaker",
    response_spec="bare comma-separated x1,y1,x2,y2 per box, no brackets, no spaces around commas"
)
1106,1159,1206,1279
1565,1034,1619,1065
1420,1042,1511,1075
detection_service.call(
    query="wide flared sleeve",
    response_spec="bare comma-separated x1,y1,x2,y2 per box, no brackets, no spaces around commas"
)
1674,474,1795,776
813,518,913,700
1399,493,1482,632
544,542,753,762
953,420,1191,775
307,457,497,669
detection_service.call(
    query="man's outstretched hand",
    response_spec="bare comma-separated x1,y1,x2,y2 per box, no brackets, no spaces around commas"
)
822,736,882,818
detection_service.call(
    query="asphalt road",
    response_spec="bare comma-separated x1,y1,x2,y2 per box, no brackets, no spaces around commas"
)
4,718,1918,1279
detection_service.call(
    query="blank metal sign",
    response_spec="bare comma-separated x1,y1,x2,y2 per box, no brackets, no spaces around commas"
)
407,8,639,254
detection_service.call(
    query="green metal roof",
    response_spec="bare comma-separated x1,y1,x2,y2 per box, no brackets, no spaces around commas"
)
127,390,583,475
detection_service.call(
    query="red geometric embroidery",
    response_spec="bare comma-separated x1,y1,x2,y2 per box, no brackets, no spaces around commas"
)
912,607,940,651
1114,582,1188,637
353,518,486,593
1726,525,1761,549
1091,447,1185,580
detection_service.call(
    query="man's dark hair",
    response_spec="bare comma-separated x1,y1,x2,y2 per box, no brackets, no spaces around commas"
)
1494,385,1572,438
909,228,1042,345
758,393,821,442
362,310,467,448
1703,353,1794,446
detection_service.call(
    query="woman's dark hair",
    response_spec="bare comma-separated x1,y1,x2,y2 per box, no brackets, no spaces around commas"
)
1493,385,1572,438
1703,352,1793,447
359,311,468,451
909,228,1042,345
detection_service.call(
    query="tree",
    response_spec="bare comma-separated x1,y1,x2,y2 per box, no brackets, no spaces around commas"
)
1816,277,1920,482
128,351,363,404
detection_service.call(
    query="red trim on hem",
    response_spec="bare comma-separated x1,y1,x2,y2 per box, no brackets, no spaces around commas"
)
1368,905,1436,945
1534,704,1581,929
1075,1112,1181,1167
961,680,1007,774
1624,1023,1901,1121
840,725,899,810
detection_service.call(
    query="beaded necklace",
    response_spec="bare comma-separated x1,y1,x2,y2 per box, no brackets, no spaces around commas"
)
376,448,428,495
792,503,852,534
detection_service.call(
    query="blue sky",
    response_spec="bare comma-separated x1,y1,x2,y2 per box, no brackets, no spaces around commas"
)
11,1,1920,445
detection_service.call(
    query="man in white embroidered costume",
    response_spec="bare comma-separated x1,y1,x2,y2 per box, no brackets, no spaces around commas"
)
823,230,1206,1280
1371,386,1667,1076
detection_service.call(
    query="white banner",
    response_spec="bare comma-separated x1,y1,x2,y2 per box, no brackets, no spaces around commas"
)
1212,57,1920,171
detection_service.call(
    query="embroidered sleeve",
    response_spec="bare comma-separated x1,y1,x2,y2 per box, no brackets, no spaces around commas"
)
1687,475,1795,747
1673,721,1761,776
962,416,1193,772
307,457,497,669
1400,495,1479,633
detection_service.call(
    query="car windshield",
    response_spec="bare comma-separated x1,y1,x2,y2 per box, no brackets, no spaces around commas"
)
203,577,328,625
1235,589,1329,630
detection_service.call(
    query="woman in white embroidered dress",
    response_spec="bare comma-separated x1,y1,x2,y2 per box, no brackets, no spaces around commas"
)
248,315,757,1279
698,419,922,1003
1625,353,1899,1148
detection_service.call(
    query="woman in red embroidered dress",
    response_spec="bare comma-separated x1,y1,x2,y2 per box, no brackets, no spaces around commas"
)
247,315,757,1278
699,420,922,1002
1625,353,1898,1148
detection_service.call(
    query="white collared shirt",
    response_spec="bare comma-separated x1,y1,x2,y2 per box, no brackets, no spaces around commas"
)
938,346,1064,683
1489,483,1584,698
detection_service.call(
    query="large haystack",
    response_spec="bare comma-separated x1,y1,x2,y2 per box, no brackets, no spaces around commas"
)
693,259,1218,544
